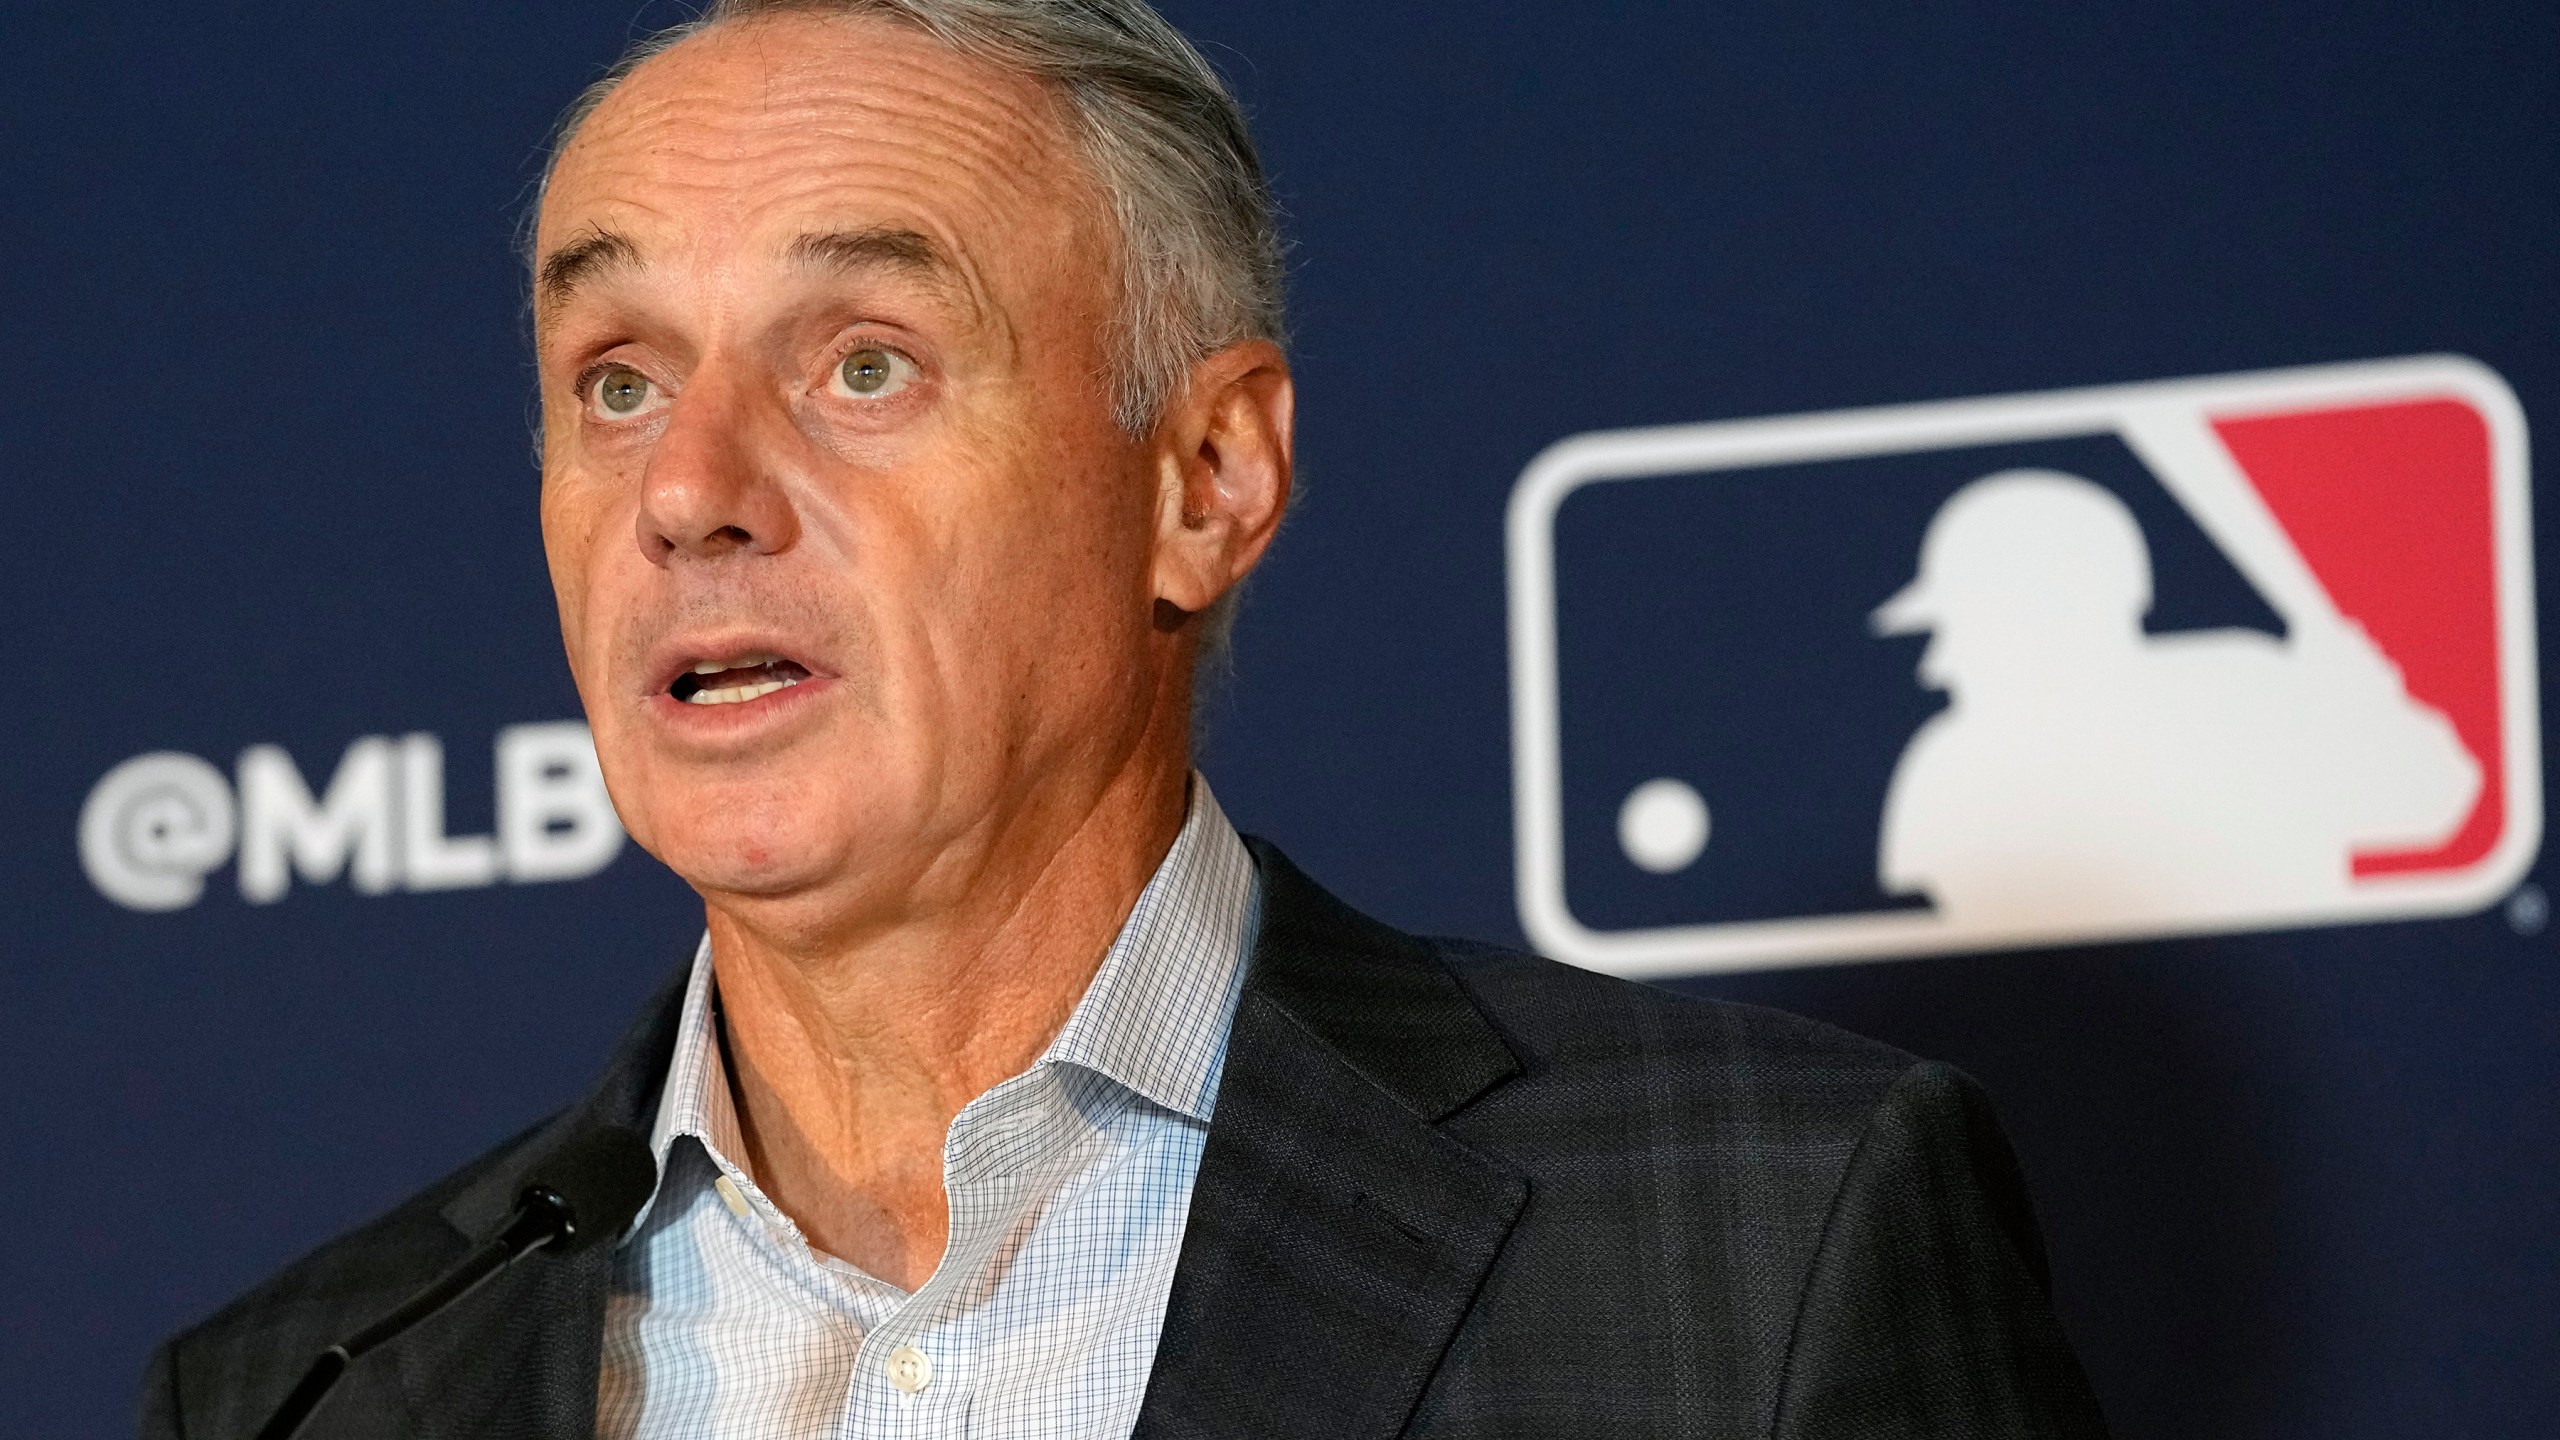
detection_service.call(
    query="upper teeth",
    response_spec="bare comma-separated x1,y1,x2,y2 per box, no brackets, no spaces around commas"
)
680,653,799,706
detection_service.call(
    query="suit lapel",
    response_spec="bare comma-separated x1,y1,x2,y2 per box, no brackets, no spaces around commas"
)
1134,843,1529,1439
379,959,692,1440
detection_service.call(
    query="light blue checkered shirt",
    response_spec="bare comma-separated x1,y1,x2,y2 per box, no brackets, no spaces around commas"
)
596,779,1260,1439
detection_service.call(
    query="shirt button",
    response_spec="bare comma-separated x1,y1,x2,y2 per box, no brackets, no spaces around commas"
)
713,1174,750,1219
886,1345,934,1394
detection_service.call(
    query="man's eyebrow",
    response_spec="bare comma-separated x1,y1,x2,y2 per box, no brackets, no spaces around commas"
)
785,227,955,283
534,229,641,316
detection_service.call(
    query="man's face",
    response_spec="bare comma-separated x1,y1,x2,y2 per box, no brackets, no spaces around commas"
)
533,16,1169,919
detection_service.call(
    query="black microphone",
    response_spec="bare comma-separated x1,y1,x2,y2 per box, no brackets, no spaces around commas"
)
253,1125,656,1440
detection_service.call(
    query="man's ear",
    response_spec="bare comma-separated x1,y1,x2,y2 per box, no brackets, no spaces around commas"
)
1149,339,1294,625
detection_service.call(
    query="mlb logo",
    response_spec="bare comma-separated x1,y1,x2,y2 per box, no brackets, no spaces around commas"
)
1506,356,2538,975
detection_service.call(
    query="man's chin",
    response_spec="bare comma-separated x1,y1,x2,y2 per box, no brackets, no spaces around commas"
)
665,837,854,905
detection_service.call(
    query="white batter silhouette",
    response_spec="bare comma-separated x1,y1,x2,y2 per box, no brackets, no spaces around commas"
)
1874,469,2480,929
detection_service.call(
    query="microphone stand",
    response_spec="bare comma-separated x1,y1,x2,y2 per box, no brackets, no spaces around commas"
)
253,1186,576,1440
249,1123,655,1439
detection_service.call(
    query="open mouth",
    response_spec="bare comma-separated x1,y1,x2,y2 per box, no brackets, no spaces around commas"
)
668,653,813,706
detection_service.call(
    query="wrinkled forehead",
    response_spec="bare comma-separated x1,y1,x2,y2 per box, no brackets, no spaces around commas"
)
534,13,1110,323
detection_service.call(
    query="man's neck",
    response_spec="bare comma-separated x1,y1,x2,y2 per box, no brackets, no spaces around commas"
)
697,748,1193,1291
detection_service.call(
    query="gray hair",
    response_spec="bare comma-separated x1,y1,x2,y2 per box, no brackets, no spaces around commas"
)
536,0,1282,664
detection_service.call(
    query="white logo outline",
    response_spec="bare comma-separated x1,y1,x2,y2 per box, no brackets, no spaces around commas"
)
1506,355,2539,977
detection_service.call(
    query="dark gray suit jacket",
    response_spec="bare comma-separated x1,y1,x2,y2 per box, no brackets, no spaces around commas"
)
143,841,2108,1438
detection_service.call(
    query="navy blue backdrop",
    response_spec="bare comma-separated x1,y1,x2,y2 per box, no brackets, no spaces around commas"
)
4,3,2554,1436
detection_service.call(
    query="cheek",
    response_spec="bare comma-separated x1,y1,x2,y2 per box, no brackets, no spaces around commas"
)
539,473,636,690
538,487,587,625
1013,421,1156,591
969,477,1151,644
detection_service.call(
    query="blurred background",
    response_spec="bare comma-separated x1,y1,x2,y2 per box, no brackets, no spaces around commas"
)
2,2,2554,1435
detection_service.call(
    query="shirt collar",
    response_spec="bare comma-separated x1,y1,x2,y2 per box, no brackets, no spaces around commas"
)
643,932,746,1184
635,773,1260,1219
1042,773,1259,1123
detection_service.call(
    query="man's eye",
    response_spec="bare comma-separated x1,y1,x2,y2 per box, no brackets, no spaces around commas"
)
590,366,656,417
833,347,915,400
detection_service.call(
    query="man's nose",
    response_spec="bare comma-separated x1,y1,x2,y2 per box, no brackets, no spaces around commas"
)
634,367,802,564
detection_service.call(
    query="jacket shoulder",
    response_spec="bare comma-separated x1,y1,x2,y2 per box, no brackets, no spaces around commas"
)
1401,937,2059,1435
147,957,693,1434
149,1114,558,1438
1428,934,1921,1114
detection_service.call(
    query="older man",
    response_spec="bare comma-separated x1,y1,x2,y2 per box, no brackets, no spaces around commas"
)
143,2,2107,1437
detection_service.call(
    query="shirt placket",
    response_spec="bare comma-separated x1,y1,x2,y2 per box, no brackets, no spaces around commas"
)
679,1144,880,1438
842,1071,1061,1438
